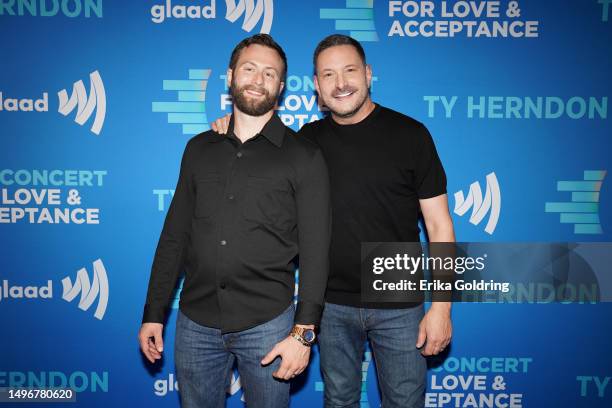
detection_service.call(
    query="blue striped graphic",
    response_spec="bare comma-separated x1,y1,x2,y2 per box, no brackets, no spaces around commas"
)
560,213,600,224
153,69,211,135
320,0,378,42
167,113,208,123
575,224,603,234
182,124,209,134
545,203,598,213
545,170,606,234
320,8,373,19
152,102,205,113
572,192,600,202
584,170,607,181
178,91,206,101
557,181,603,192
336,19,376,30
346,0,373,7
350,30,379,41
189,69,211,80
163,80,207,91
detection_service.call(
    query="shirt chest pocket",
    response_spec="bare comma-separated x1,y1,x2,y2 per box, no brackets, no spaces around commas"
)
242,176,296,231
194,174,221,219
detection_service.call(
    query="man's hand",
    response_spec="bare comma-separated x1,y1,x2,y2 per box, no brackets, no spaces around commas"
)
416,304,452,356
261,336,311,380
139,323,164,363
211,114,232,134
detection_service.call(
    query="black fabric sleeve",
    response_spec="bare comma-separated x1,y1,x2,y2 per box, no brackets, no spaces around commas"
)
293,147,331,326
142,141,195,324
415,124,447,199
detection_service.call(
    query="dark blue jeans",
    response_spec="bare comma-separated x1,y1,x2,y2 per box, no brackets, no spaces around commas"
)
175,305,294,408
319,302,426,408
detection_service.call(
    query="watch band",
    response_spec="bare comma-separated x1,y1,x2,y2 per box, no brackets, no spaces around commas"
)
290,332,311,347
290,325,316,346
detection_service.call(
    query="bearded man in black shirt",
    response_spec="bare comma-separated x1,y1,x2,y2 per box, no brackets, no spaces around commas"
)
212,34,455,408
139,34,331,408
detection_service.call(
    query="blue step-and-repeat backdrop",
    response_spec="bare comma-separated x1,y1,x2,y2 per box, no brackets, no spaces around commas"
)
1,1,611,407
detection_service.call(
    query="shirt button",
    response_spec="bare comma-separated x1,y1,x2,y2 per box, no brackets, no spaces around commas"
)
228,194,235,200
236,152,243,158
220,240,227,246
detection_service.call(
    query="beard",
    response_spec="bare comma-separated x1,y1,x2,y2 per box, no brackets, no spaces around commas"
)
324,85,369,119
230,78,280,116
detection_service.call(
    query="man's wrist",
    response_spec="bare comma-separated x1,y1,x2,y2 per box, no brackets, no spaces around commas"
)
429,302,452,314
290,325,317,346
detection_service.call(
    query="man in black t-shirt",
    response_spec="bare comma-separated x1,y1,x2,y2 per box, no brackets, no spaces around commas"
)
213,35,454,408
306,35,454,408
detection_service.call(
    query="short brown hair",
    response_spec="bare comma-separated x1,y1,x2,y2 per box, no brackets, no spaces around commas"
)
229,34,287,80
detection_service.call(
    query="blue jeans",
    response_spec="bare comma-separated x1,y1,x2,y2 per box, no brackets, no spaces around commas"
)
319,302,426,408
175,305,294,408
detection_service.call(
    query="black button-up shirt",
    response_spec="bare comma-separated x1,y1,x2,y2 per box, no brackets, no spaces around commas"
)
143,114,331,333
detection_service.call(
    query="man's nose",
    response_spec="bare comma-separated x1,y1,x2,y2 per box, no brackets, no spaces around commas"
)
335,74,346,90
253,70,264,85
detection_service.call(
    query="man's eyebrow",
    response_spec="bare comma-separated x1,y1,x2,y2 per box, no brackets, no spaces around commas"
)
239,60,280,73
319,63,361,72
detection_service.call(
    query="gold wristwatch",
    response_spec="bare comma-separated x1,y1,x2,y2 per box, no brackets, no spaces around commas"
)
289,326,317,347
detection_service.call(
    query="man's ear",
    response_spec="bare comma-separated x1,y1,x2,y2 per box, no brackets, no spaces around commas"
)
279,81,285,94
314,74,320,94
366,64,372,89
226,68,233,89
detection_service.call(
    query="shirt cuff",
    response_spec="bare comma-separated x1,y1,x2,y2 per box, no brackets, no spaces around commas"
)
294,301,323,327
142,304,167,324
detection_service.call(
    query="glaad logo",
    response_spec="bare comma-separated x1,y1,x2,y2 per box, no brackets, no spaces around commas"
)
153,69,210,135
320,0,379,42
61,258,109,320
153,371,244,400
58,70,106,135
225,0,273,33
0,70,106,135
545,170,606,235
150,0,273,33
0,280,52,301
154,373,179,396
454,172,501,235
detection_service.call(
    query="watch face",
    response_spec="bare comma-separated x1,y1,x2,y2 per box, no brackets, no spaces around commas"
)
303,329,316,343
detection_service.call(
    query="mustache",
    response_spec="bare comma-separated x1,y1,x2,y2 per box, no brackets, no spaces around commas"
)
331,86,358,98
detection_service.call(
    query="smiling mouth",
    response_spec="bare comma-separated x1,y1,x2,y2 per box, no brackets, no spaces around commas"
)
245,89,265,97
334,91,354,99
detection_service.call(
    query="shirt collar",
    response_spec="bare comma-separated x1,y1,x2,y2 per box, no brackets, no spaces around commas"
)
208,113,285,147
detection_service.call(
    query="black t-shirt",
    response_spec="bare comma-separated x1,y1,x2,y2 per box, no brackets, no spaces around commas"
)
299,104,447,308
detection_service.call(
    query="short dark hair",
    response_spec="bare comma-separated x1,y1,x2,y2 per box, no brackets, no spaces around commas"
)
229,34,287,80
313,34,366,72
